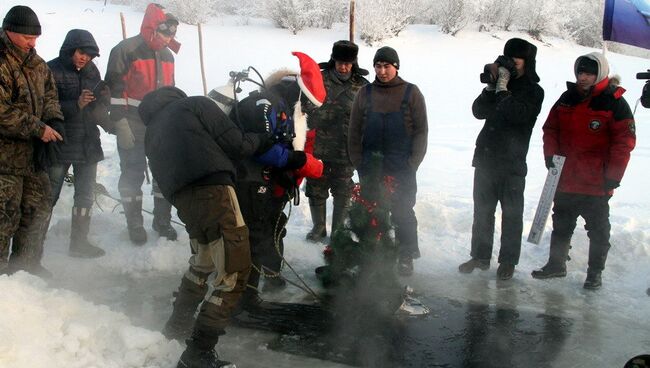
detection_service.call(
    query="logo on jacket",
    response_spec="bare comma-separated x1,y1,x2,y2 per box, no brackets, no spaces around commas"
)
589,120,601,131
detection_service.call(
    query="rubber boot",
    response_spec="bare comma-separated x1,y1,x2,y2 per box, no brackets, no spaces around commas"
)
177,327,232,368
331,196,350,235
163,272,209,341
122,199,147,245
69,207,105,258
306,200,327,242
531,233,570,279
153,196,177,241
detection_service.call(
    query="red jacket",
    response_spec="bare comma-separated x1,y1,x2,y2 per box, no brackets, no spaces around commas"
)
543,77,636,196
105,3,177,125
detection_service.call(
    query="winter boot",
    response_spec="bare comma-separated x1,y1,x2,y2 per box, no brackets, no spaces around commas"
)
531,233,570,279
306,200,327,242
163,273,209,341
69,207,105,258
583,269,602,290
122,198,147,245
496,263,515,280
330,196,350,235
458,258,490,273
177,329,233,368
153,197,178,241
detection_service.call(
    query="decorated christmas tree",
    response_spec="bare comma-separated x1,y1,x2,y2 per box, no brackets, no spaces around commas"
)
316,152,403,314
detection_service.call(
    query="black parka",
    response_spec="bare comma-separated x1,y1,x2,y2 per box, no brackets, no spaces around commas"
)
139,87,263,202
471,75,544,176
47,29,107,164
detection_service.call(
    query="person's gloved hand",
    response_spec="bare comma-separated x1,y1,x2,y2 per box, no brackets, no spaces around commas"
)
495,55,518,79
285,150,307,170
545,156,555,169
604,178,620,191
495,67,511,93
114,118,135,150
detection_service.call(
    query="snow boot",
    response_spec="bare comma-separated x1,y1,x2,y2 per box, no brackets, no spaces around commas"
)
163,273,209,341
306,201,327,242
458,258,490,273
153,197,178,241
531,233,570,279
122,198,147,245
583,269,602,290
69,207,105,258
496,263,515,280
177,330,233,368
330,196,350,235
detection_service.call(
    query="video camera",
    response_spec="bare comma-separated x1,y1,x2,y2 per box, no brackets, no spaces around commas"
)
638,70,650,108
480,55,517,84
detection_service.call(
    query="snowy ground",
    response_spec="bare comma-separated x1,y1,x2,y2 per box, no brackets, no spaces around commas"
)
1,1,650,367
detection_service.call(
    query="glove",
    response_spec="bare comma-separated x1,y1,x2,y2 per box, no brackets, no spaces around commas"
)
255,132,277,156
495,55,518,78
114,118,135,150
604,179,620,191
495,66,511,93
285,150,307,170
545,156,555,169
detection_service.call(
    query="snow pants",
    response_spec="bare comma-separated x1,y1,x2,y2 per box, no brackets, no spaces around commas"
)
470,167,525,265
173,184,251,334
550,192,611,272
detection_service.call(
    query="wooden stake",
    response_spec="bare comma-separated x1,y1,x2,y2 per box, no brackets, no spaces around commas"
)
198,23,208,96
349,0,355,42
119,12,127,40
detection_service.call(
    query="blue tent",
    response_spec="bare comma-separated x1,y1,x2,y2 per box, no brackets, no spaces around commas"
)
603,0,650,49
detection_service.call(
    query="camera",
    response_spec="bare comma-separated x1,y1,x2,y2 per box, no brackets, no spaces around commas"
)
480,63,499,84
639,69,650,108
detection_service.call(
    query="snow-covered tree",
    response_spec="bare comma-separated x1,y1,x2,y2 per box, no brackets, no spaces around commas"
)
356,0,420,45
434,0,472,35
161,0,215,25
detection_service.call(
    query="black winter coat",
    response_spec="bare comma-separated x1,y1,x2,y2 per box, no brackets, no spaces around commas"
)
47,29,107,165
139,87,263,203
471,76,544,176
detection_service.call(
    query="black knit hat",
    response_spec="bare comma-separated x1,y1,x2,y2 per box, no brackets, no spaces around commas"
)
331,40,358,62
373,46,399,70
576,57,598,75
2,6,41,36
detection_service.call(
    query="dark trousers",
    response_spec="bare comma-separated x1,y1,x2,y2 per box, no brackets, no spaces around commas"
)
551,192,611,272
471,168,525,264
48,162,97,208
305,162,354,204
363,169,419,259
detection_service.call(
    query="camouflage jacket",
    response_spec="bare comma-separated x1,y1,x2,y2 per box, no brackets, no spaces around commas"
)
308,68,368,164
0,30,63,175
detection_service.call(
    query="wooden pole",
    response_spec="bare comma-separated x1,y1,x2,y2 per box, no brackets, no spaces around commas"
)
349,0,355,42
198,23,208,96
119,12,127,40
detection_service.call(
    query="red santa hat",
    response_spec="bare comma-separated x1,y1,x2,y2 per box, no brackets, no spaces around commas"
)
292,51,326,107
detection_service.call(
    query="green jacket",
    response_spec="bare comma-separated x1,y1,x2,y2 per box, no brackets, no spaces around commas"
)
0,30,63,175
309,68,368,165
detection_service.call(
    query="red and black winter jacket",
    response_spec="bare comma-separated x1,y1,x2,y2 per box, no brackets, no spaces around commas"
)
105,3,175,129
543,77,636,196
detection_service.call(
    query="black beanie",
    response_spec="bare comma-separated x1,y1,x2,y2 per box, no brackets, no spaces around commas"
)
576,57,598,75
2,6,41,36
373,46,399,69
331,40,358,62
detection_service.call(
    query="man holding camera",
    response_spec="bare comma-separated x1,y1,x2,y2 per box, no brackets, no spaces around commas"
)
532,52,636,290
459,38,544,280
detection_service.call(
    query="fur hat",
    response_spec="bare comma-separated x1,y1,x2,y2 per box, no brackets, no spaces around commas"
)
292,51,326,107
574,52,609,84
2,5,41,36
373,46,399,69
331,40,358,62
503,38,540,83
